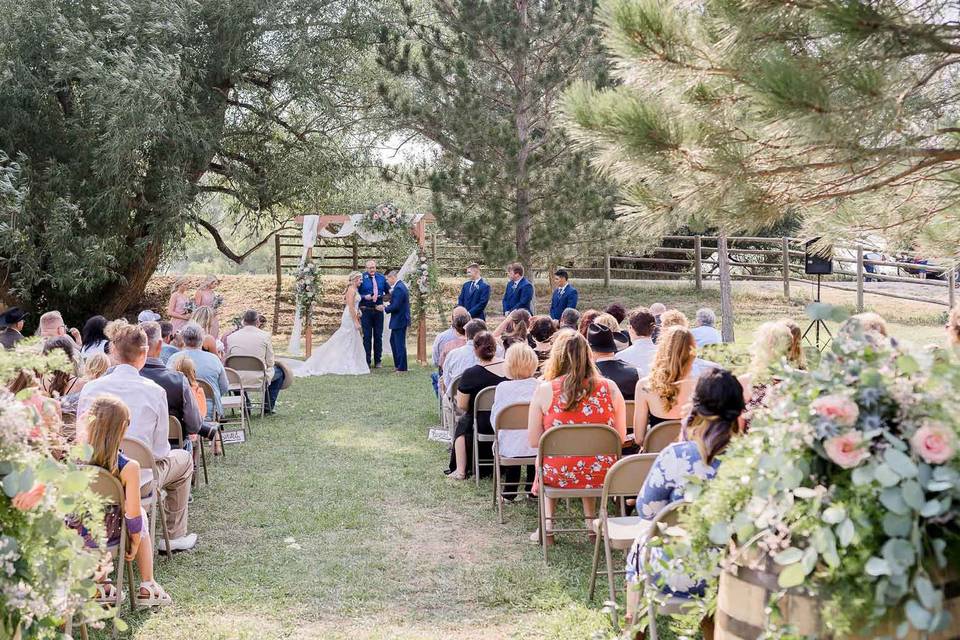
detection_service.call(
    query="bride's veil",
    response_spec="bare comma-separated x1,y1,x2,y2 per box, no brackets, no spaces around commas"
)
381,249,420,356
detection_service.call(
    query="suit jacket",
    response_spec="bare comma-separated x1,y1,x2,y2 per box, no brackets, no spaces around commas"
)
502,277,534,314
385,281,411,329
226,325,276,385
358,272,390,309
139,357,202,436
457,279,490,319
549,285,578,320
0,328,24,350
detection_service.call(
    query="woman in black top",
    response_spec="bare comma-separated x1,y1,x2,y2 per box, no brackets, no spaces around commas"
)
447,331,508,480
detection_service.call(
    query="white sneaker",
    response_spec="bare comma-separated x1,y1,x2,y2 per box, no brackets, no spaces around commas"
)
157,533,198,552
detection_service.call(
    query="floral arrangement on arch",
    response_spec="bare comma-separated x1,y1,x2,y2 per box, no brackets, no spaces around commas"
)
294,261,320,318
359,202,407,236
1,346,114,638
678,318,960,637
406,246,444,324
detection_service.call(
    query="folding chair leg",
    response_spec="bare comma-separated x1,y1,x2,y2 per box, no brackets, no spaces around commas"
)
157,500,172,559
604,534,620,631
648,600,659,640
126,560,137,612
588,523,603,601
218,427,226,461
199,436,209,485
539,476,548,562
473,429,480,487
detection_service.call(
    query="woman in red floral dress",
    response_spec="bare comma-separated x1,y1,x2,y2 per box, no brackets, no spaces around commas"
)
528,329,627,543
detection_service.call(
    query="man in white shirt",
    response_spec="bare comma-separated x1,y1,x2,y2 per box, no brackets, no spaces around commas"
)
78,323,197,551
441,319,488,392
226,309,283,413
431,306,470,396
617,307,658,376
691,307,723,348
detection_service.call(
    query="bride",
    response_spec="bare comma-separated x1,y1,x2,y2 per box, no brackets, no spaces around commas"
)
295,271,369,376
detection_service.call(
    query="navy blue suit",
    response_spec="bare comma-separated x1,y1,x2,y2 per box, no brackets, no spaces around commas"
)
549,284,579,320
502,277,534,314
385,280,411,371
358,272,390,365
457,278,490,319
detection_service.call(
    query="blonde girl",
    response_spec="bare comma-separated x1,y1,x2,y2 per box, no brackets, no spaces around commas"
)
633,326,698,445
191,305,222,355
85,395,172,606
193,275,221,338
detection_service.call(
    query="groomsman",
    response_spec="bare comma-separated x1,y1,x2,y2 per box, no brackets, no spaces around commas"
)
456,263,490,320
501,262,534,314
358,259,390,368
384,270,410,372
549,269,578,321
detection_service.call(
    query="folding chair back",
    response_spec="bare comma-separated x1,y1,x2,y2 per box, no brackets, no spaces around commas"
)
538,423,622,458
168,416,183,449
224,367,244,391
197,379,219,418
82,465,136,614
471,385,499,485
494,403,529,431
442,375,464,437
639,501,693,640
642,420,682,453
120,437,172,557
601,452,658,502
224,355,267,388
624,401,636,428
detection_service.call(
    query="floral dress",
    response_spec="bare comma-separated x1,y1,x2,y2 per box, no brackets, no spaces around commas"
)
625,441,720,597
541,377,618,489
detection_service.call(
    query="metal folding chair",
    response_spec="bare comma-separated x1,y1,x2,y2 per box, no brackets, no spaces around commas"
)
492,402,534,523
224,355,269,418
119,438,172,559
635,501,696,640
224,366,251,437
642,420,682,453
472,386,498,486
198,379,228,461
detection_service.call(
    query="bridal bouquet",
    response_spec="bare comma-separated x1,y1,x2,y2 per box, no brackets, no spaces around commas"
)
294,261,320,317
679,319,960,637
212,293,225,310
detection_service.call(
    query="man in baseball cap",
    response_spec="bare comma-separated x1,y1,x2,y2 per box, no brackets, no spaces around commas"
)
137,309,162,323
0,307,27,350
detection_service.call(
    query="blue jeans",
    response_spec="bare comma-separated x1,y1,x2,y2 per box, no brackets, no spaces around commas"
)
267,367,285,411
431,372,440,397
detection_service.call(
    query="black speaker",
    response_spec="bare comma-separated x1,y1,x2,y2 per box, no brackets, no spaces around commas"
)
804,238,833,275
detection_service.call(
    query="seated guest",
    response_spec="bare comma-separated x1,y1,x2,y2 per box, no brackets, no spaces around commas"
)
558,307,581,333
604,303,631,349
39,310,81,347
190,306,222,355
496,309,531,349
740,320,800,418
549,269,578,321
649,302,666,343
1,307,27,350
491,343,540,500
528,315,557,368
577,309,601,337
83,353,111,381
80,315,111,359
447,332,508,480
624,369,745,633
948,304,960,347
588,321,639,401
846,311,889,338
617,308,657,375
173,357,222,455
432,307,471,396
691,308,722,348
782,319,806,370
159,321,180,364
604,303,627,326
439,312,472,370
457,263,490,320
226,309,283,414
633,327,698,446
139,322,205,448
82,395,173,607
660,309,689,331
167,323,229,419
78,322,197,552
442,319,488,392
41,336,86,399
527,331,627,543
137,310,162,324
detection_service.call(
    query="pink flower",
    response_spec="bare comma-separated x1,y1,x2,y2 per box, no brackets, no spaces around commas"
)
811,394,859,427
824,431,871,468
910,423,956,465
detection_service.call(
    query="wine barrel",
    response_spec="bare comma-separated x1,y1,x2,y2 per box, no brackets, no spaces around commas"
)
716,564,960,640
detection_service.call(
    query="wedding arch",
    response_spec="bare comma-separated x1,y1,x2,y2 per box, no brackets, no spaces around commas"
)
279,205,440,365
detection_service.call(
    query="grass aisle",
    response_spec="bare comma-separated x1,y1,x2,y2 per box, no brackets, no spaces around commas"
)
113,363,621,640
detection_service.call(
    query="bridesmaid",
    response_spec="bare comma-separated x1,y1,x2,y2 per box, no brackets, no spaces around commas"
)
167,277,192,332
193,275,221,338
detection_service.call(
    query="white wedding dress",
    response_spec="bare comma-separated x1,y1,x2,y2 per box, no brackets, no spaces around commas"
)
294,292,370,376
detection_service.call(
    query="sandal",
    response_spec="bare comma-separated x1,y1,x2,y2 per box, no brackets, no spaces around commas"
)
446,471,467,481
528,528,555,545
94,580,118,603
136,580,173,607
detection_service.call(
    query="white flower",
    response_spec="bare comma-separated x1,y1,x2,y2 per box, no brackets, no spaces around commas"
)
641,499,668,518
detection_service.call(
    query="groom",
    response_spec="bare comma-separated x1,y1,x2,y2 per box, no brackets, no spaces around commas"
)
384,269,410,372
359,259,390,368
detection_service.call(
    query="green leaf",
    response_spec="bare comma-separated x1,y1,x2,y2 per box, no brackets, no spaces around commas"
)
880,487,910,515
836,518,855,547
932,539,947,568
708,522,730,545
905,599,932,631
915,576,940,610
851,464,874,486
865,557,891,576
884,449,918,478
874,464,901,487
822,505,846,524
897,355,919,375
882,513,913,538
774,547,804,565
901,480,925,511
926,480,953,492
920,500,942,517
778,562,807,588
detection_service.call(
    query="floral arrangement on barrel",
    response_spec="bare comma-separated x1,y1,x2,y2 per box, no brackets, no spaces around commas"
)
359,202,406,236
1,346,113,638
294,261,321,319
406,246,445,325
676,316,960,637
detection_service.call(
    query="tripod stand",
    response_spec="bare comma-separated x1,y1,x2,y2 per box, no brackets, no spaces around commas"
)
803,274,832,351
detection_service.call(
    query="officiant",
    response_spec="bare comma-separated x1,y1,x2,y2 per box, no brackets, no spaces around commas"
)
359,259,390,368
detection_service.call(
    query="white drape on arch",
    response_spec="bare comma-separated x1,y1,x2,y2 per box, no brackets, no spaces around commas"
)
287,215,320,356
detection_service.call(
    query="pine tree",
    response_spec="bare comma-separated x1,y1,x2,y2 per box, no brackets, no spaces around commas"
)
377,0,616,267
0,0,380,320
563,0,960,258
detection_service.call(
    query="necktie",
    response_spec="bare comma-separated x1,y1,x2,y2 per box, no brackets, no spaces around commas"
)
473,280,478,291
372,276,379,300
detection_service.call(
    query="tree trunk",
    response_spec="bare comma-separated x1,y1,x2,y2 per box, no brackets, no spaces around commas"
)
101,240,164,319
717,234,735,343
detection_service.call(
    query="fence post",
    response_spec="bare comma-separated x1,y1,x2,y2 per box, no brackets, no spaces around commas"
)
694,236,702,290
950,268,956,309
351,236,359,270
603,248,611,289
431,230,437,262
273,234,282,335
856,246,864,313
718,235,735,343
781,237,790,299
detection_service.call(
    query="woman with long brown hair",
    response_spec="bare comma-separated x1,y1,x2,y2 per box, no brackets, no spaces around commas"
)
633,326,698,445
527,331,627,543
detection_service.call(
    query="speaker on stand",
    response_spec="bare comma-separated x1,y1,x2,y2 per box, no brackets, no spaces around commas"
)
803,238,834,350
